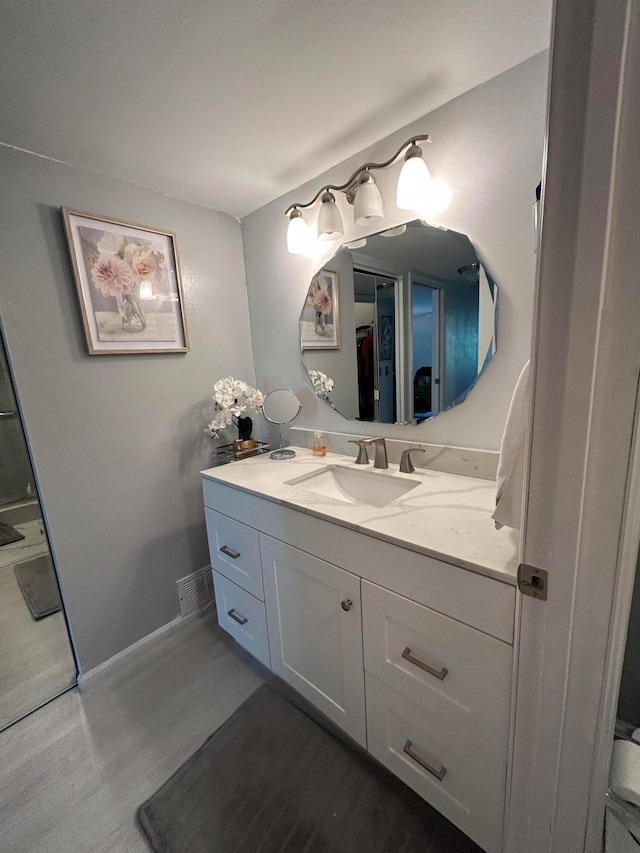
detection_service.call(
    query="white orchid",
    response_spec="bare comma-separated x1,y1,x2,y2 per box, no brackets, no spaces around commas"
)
244,388,265,411
206,376,265,438
309,370,334,397
205,410,229,437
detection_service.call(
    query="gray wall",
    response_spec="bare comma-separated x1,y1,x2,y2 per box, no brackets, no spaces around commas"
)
0,145,255,671
242,53,548,450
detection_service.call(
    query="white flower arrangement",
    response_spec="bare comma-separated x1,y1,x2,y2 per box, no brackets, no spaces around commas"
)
205,377,265,438
308,370,334,398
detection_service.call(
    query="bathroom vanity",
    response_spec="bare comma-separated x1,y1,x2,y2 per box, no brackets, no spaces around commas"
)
201,449,519,853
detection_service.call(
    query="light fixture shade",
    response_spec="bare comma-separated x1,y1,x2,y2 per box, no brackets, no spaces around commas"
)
380,224,407,238
354,175,383,225
287,210,312,254
317,192,344,241
397,151,433,211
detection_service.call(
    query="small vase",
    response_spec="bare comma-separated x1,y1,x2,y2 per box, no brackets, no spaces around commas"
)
315,310,326,336
232,414,257,457
237,415,253,441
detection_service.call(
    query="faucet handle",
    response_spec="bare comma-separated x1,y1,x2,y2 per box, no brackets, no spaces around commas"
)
348,439,370,465
361,437,388,469
400,448,426,474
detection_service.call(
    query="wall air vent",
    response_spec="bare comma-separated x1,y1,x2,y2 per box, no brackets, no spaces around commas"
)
176,567,214,617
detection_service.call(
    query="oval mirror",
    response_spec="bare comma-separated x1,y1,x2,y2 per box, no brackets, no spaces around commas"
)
299,219,497,424
262,389,302,460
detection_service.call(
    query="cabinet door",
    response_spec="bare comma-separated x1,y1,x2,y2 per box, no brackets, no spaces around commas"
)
260,534,365,747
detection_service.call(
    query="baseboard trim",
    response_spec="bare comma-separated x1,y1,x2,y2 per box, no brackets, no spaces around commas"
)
78,583,214,691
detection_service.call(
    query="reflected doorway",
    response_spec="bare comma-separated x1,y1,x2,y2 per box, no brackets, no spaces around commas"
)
354,268,399,423
0,333,76,731
411,279,442,421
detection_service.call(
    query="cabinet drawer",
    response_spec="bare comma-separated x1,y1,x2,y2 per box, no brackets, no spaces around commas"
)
362,580,511,736
205,508,263,600
366,676,505,853
213,571,270,668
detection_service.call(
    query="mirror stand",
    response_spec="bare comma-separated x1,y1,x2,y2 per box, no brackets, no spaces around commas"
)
271,426,296,460
261,389,303,461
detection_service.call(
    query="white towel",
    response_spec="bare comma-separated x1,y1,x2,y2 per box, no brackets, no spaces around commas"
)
492,360,530,530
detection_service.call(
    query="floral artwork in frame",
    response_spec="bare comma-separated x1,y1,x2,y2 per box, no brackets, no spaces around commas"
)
62,208,190,354
300,269,340,350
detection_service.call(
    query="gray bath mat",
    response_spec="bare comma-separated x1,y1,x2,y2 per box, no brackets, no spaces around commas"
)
14,554,62,620
137,684,480,853
0,520,25,546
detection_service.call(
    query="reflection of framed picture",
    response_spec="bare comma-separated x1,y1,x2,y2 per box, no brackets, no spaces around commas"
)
62,208,189,354
300,269,341,350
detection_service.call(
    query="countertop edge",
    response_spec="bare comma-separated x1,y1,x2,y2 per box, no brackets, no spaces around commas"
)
201,469,518,587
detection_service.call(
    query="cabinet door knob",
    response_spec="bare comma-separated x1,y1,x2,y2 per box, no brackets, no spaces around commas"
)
341,599,353,612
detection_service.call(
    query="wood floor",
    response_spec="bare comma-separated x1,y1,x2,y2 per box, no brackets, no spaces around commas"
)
0,522,76,731
0,610,485,853
0,611,263,852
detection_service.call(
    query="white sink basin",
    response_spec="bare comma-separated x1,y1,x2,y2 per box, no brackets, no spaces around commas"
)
285,465,420,508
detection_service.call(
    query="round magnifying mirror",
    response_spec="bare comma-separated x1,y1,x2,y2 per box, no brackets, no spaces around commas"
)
262,389,302,460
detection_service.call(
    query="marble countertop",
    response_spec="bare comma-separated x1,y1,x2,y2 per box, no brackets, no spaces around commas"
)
201,448,520,585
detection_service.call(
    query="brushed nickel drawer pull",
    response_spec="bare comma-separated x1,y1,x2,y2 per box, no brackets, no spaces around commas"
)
227,609,248,626
403,739,447,782
402,646,448,681
220,545,241,559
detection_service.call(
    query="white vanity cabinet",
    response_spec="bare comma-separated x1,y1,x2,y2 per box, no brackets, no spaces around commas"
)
202,473,515,853
260,535,366,746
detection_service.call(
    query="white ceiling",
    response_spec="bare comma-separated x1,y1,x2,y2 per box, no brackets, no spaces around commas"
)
0,0,552,218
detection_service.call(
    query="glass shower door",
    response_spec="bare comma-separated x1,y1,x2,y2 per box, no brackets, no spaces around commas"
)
0,335,76,730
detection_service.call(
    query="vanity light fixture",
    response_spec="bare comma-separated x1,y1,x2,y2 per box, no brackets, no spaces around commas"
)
284,134,434,254
287,208,313,255
380,224,407,238
396,142,432,211
353,171,383,225
317,191,344,241
458,262,480,283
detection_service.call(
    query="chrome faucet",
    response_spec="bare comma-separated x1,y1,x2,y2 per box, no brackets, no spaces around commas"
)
347,439,370,465
363,437,388,470
400,448,425,474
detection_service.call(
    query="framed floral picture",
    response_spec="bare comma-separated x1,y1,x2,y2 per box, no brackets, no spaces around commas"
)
62,208,190,354
300,269,340,350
